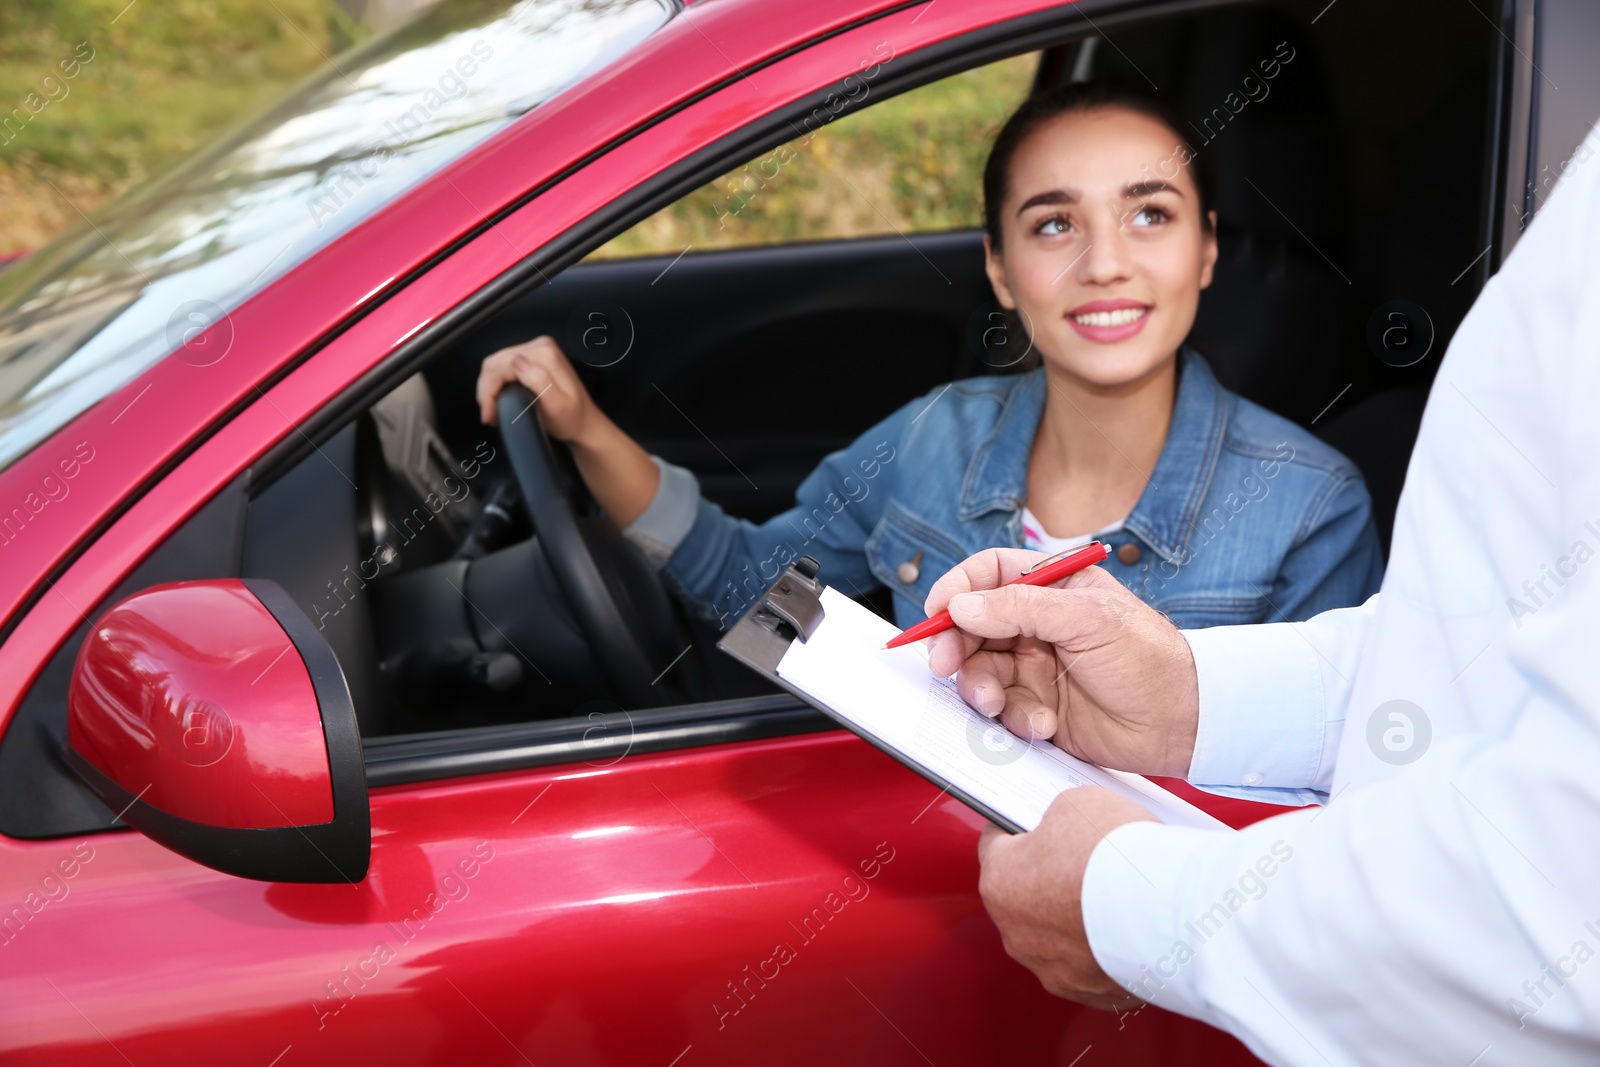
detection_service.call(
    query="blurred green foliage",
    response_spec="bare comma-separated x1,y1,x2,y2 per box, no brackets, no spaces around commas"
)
1,6,1036,258
591,52,1039,259
0,0,364,252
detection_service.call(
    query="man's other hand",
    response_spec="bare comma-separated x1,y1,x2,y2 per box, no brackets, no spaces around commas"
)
978,787,1156,1010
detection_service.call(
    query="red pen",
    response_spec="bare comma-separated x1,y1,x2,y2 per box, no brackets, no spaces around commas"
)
881,540,1111,650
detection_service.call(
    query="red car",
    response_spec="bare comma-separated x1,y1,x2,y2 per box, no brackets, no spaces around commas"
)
1,0,1594,1062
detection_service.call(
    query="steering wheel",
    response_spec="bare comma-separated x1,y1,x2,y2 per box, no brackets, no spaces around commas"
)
495,383,677,708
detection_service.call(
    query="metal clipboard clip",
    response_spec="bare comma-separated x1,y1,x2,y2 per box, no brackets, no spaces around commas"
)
751,555,825,642
716,555,826,675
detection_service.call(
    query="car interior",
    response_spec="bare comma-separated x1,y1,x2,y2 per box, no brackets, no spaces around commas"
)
0,0,1497,840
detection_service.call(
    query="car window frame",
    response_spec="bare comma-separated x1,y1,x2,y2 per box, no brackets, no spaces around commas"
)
1496,0,1600,266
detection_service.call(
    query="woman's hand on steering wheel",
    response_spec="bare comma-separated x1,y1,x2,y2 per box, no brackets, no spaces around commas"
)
486,359,678,708
476,334,659,532
476,335,598,443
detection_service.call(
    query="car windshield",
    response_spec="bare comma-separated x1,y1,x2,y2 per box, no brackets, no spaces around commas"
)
0,0,673,474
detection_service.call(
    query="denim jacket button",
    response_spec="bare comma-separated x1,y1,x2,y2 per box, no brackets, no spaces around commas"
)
1116,542,1142,565
896,550,923,585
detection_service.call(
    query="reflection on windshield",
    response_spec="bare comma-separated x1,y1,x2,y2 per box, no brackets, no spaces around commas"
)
0,0,672,473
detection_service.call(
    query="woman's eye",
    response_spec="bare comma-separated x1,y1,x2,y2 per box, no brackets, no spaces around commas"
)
1035,214,1073,236
1130,204,1170,226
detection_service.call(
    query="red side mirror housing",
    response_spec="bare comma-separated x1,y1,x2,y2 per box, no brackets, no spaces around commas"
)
65,579,369,883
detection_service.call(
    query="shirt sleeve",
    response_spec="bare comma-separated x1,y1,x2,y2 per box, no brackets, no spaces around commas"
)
1084,670,1600,1065
619,455,701,569
1180,596,1377,806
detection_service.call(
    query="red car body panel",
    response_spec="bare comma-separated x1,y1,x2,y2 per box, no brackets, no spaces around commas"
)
0,0,1287,1062
1,733,1263,1064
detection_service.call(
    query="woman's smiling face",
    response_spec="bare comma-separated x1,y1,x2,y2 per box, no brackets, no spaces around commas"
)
985,105,1218,389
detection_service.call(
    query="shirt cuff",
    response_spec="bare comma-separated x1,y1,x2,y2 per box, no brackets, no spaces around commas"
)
1180,622,1333,803
619,456,700,569
1081,820,1217,1014
1081,813,1318,1029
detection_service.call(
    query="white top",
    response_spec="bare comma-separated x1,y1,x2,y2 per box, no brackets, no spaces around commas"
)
1020,504,1124,556
1081,120,1600,1065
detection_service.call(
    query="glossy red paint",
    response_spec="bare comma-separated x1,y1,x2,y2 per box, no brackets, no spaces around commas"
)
0,731,1261,1064
67,580,333,828
1150,777,1300,829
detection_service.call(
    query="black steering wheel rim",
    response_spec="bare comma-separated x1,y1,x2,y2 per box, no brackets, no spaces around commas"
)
496,383,663,707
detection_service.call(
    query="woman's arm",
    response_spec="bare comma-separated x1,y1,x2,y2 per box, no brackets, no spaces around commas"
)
655,411,911,629
478,335,918,628
476,335,658,527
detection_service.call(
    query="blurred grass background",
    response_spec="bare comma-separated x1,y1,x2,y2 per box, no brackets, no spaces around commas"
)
592,53,1037,258
1,0,1035,260
0,0,365,256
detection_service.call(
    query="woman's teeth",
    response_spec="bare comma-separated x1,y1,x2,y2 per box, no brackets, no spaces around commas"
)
1072,306,1149,327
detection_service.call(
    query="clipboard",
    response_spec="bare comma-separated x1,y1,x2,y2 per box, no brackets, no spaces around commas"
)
717,555,1227,834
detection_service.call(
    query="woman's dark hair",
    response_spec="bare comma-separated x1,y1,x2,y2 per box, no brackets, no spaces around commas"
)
981,80,1216,249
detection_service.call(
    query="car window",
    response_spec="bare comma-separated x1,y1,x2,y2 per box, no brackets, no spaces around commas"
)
0,0,673,477
587,52,1039,259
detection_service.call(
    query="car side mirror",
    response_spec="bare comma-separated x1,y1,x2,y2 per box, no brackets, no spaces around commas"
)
64,578,369,883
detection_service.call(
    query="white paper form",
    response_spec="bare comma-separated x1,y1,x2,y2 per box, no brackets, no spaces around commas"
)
776,586,1229,832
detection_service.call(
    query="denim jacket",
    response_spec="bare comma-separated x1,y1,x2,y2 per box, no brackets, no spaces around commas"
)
624,348,1384,632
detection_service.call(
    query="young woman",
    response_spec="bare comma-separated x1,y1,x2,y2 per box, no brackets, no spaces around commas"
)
475,82,1384,633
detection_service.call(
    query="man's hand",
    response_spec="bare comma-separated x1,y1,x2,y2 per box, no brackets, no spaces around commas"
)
979,787,1156,1010
924,547,1199,777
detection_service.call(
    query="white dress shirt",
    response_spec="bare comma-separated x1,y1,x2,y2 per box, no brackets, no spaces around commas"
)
1080,121,1600,1066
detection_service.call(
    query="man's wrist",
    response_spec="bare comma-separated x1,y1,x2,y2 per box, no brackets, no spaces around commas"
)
1080,820,1213,1013
1161,624,1202,778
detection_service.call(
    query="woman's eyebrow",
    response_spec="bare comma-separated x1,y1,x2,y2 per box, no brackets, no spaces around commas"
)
1015,188,1080,215
1015,180,1184,216
1124,180,1184,199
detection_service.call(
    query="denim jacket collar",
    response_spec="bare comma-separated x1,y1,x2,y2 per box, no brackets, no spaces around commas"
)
957,346,1232,566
